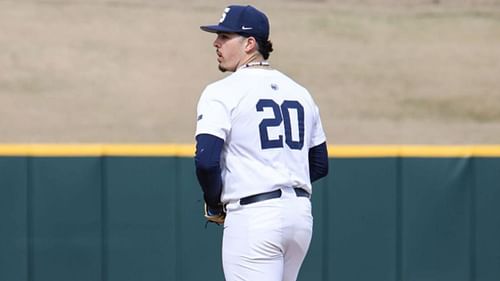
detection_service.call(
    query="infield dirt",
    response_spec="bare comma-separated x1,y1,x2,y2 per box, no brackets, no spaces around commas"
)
1,0,500,144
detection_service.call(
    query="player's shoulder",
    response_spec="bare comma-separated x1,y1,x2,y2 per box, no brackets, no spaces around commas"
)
274,70,308,90
273,70,316,101
200,73,247,106
203,73,241,95
212,70,248,87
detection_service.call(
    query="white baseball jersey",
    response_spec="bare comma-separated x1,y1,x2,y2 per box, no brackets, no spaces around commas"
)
196,67,326,203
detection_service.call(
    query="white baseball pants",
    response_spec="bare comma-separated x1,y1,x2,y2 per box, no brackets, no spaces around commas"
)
222,187,313,281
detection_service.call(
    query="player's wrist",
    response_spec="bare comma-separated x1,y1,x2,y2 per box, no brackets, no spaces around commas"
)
206,204,224,216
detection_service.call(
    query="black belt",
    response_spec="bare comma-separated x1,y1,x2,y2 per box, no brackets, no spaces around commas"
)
240,188,310,205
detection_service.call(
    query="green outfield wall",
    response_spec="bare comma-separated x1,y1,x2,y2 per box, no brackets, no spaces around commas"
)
1,145,499,281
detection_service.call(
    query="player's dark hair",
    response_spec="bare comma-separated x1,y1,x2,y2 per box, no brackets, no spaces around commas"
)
257,39,273,60
239,33,273,60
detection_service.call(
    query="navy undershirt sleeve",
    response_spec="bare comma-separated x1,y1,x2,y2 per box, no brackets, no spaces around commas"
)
196,135,327,204
194,134,224,208
309,142,329,182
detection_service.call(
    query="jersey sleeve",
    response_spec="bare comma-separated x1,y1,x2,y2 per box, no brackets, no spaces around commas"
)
310,105,327,148
195,85,231,141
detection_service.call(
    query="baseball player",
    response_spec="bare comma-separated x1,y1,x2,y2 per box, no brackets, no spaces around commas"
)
194,5,328,281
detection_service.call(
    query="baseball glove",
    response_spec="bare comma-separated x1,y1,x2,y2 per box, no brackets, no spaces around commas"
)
204,203,226,225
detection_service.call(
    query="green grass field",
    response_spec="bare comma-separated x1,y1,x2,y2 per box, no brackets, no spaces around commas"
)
1,0,500,144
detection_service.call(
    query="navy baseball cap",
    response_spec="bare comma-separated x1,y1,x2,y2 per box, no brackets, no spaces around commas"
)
200,5,270,41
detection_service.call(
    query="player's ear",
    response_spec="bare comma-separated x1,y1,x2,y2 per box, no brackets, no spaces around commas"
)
244,36,258,53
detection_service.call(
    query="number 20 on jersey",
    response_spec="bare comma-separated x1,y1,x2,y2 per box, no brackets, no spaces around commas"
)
256,99,305,150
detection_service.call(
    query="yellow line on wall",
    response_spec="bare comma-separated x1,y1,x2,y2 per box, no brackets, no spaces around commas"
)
0,144,499,157
330,145,500,157
0,144,195,157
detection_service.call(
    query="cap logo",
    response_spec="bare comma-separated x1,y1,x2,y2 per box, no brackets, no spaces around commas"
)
219,7,230,23
241,26,253,30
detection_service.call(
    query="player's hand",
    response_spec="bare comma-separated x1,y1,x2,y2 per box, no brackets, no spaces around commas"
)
204,203,226,225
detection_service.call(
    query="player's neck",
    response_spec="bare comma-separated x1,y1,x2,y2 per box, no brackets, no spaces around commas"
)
240,61,270,69
238,55,270,71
